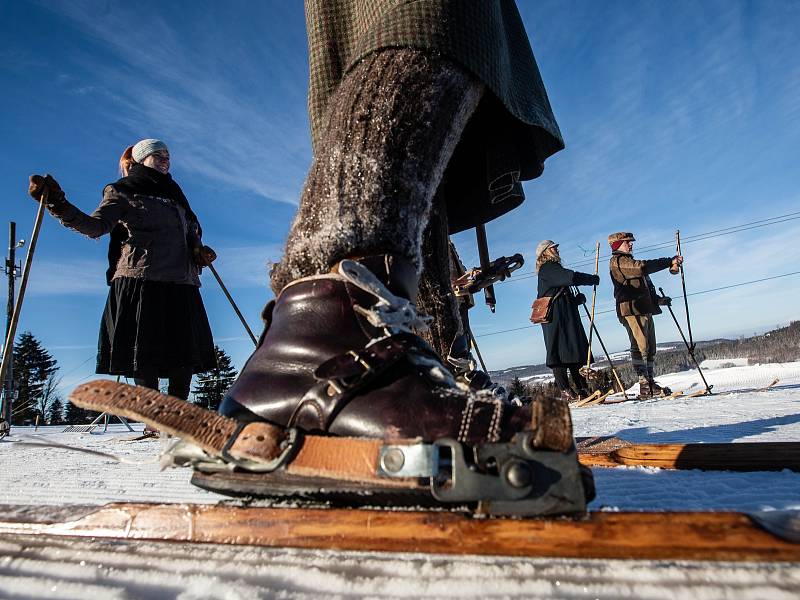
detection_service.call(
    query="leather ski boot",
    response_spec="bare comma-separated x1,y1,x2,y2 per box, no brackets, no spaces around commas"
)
649,379,670,397
560,389,579,404
647,364,670,396
638,376,653,399
220,256,560,446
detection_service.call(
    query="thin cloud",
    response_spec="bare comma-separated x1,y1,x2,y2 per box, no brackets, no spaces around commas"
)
27,259,108,296
38,0,312,206
211,244,285,289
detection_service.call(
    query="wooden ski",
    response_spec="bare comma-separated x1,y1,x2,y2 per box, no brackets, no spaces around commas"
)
575,389,613,408
576,437,800,471
757,378,780,392
0,503,796,562
572,390,600,407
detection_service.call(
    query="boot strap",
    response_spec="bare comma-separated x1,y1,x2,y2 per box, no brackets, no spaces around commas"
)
69,380,422,488
314,332,442,394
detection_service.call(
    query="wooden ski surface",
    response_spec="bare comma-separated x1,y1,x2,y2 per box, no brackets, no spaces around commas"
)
577,437,800,471
0,503,797,562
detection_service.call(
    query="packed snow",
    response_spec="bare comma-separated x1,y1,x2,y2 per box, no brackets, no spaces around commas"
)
0,361,799,598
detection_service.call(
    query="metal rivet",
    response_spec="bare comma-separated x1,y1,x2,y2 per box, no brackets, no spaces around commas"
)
381,448,405,473
506,460,532,488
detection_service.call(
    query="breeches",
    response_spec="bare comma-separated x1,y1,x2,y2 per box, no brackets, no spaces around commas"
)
620,314,656,375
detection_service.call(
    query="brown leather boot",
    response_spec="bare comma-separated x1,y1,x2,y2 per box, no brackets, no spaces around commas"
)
649,379,670,396
560,389,579,404
220,257,573,450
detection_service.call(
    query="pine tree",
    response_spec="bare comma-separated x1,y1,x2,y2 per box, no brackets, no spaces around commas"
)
11,332,58,425
192,346,237,411
47,396,65,425
64,400,92,424
507,376,529,400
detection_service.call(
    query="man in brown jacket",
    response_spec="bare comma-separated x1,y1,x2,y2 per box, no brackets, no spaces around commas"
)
608,232,683,398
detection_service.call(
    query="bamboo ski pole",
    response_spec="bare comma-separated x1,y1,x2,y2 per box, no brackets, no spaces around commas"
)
585,242,600,370
676,230,694,350
659,287,712,394
207,263,258,346
574,288,627,398
0,191,47,422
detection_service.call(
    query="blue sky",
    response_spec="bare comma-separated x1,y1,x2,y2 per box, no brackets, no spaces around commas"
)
2,0,800,394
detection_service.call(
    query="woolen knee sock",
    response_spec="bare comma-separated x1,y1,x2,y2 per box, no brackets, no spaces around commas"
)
270,48,483,294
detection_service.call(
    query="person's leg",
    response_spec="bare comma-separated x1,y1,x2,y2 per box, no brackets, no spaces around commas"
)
167,366,193,401
569,365,589,398
269,48,483,294
621,315,650,396
552,367,570,391
133,373,158,391
133,371,159,434
644,316,668,394
552,367,577,403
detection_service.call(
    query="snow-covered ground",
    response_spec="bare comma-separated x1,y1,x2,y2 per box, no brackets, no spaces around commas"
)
520,372,555,384
1,361,799,598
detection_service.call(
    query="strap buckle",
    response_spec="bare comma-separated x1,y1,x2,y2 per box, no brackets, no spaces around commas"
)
220,425,301,473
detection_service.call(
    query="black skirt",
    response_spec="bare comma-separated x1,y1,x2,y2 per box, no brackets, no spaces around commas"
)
96,277,217,378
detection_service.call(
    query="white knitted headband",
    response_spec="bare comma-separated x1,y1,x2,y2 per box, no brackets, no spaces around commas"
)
132,139,168,162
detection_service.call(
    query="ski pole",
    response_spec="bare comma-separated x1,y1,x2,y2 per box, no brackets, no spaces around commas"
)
585,242,600,371
207,262,258,346
676,230,694,351
0,189,47,425
658,287,712,394
574,288,627,398
467,327,488,373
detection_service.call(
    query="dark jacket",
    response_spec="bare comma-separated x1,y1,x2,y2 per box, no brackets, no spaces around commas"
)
537,261,598,368
609,252,673,318
304,0,564,232
51,164,203,286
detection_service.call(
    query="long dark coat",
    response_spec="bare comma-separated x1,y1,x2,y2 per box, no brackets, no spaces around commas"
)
537,261,597,367
304,0,564,232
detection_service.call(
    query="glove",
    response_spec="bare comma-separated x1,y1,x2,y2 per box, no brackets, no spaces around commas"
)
574,292,587,305
193,245,217,266
28,174,67,211
658,295,672,306
669,255,683,274
591,274,600,286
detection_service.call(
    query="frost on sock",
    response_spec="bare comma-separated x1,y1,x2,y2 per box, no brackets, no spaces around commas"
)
270,48,483,294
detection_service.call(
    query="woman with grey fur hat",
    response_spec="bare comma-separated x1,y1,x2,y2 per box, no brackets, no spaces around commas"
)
536,240,600,403
28,139,217,425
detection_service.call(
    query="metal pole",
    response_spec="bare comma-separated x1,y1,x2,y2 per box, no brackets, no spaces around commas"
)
585,242,600,370
659,287,712,394
575,292,627,398
676,230,694,350
3,222,18,425
1,198,46,428
207,263,258,346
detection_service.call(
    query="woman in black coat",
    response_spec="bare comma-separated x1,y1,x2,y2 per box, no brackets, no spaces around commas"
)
28,139,217,415
535,240,599,402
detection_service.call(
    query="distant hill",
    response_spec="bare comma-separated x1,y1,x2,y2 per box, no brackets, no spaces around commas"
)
490,321,800,388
